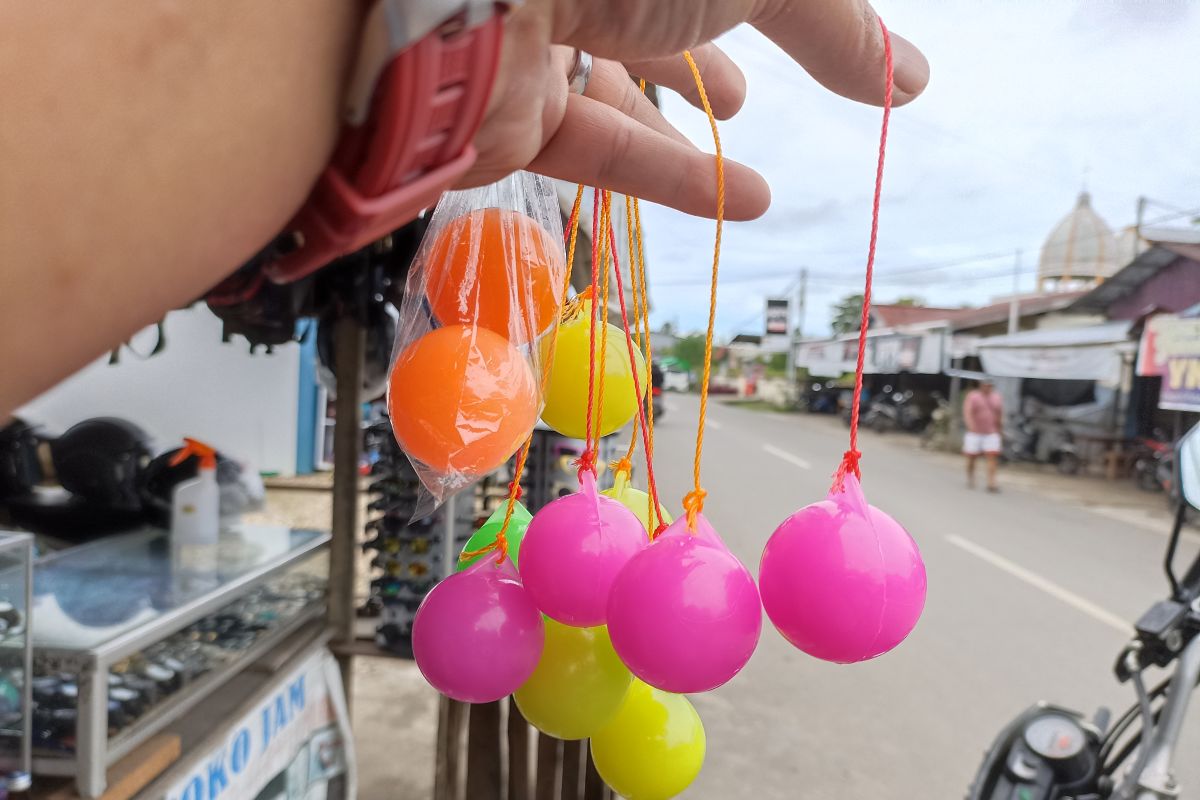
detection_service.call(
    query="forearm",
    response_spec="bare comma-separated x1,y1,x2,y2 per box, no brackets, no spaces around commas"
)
0,0,362,416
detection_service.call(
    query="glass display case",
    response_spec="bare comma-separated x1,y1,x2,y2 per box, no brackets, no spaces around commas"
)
29,524,330,798
0,533,33,782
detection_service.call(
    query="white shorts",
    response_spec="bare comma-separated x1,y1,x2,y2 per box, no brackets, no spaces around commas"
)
963,432,1001,455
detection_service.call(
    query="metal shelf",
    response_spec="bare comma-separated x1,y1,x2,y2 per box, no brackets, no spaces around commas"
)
29,525,331,798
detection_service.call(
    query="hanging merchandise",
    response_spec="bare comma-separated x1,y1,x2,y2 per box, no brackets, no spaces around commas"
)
602,202,673,536
519,192,647,628
600,470,671,537
758,21,928,664
388,172,566,501
412,186,585,703
512,619,631,740
424,207,565,343
456,501,532,571
590,679,706,800
410,556,544,704
519,469,645,627
606,56,763,696
538,297,648,439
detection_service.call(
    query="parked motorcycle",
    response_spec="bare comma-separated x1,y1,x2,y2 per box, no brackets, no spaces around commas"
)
1004,415,1082,475
968,423,1200,799
1132,432,1171,493
864,389,930,434
920,394,953,450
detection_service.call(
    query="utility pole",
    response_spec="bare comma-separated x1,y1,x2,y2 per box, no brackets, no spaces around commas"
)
1134,195,1148,262
1007,250,1022,335
786,268,807,391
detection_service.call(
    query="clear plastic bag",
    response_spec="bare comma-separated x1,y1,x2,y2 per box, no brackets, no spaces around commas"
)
387,172,567,504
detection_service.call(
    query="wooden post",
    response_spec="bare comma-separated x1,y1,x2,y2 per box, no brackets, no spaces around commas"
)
535,734,560,800
507,699,531,800
466,701,503,800
329,314,365,702
559,740,583,800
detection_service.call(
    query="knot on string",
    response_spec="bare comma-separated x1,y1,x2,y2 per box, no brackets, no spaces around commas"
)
507,480,523,501
831,449,862,493
682,488,707,530
574,449,597,479
610,456,633,477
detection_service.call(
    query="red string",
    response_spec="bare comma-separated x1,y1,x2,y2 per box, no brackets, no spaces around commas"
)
579,187,602,479
606,215,667,536
834,18,894,493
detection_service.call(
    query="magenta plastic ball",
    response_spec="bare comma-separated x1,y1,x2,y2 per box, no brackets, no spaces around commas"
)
759,474,927,664
412,557,544,703
607,513,762,693
519,470,647,626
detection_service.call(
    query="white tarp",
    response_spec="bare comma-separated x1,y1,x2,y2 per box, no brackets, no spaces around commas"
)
977,322,1133,383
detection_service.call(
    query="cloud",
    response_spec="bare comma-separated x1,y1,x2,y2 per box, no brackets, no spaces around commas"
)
642,1,1200,338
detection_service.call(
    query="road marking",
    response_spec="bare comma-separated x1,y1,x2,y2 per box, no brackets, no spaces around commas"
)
946,535,1130,633
762,444,812,470
706,418,723,430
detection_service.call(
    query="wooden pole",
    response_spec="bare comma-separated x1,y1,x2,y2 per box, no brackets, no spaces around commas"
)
330,314,365,702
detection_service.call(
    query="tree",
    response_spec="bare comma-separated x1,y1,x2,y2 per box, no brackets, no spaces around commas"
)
670,334,707,371
831,294,864,334
894,296,925,307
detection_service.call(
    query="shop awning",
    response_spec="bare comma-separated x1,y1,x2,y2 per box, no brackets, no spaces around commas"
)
977,322,1134,382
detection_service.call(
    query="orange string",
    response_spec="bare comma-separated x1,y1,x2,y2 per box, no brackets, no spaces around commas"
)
608,212,667,536
619,194,643,470
682,50,724,531
595,193,613,448
833,18,894,493
461,183,585,564
577,187,603,477
631,197,663,532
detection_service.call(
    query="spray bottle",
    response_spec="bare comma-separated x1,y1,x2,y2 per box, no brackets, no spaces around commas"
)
169,438,220,581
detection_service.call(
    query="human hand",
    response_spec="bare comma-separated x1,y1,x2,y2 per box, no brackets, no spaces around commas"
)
464,0,930,221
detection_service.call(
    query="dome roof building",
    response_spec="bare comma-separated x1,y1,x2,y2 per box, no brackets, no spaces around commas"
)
1037,191,1118,292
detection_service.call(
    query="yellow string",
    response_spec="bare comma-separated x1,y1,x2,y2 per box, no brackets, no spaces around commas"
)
460,183,586,564
682,50,724,531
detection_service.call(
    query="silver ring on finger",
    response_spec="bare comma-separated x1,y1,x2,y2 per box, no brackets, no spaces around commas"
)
568,49,593,95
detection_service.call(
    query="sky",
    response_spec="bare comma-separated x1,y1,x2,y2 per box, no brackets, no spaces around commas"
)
641,0,1200,340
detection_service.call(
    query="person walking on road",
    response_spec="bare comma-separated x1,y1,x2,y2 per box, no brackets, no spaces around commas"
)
963,379,1004,492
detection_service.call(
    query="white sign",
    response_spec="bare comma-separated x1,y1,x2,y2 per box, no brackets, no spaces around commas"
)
163,648,355,800
765,299,789,337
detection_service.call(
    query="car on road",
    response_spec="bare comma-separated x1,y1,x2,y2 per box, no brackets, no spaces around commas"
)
661,365,690,392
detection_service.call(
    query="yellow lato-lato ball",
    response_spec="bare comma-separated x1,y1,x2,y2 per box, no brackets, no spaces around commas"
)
539,300,648,439
513,620,631,740
590,679,705,800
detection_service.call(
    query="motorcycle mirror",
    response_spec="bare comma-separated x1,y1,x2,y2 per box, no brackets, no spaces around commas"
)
1179,423,1200,510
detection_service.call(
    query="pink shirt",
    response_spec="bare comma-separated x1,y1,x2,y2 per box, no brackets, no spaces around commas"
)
964,389,1003,435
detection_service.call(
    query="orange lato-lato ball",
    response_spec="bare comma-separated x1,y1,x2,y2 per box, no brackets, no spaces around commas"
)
424,208,567,344
387,324,538,476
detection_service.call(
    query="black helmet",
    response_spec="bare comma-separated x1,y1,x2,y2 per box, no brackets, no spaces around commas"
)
316,302,396,403
50,418,152,511
0,418,43,498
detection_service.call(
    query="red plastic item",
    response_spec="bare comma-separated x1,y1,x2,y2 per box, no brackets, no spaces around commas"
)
264,9,505,284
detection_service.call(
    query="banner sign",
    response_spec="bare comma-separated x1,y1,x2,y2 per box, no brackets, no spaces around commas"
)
1138,315,1200,412
765,299,789,336
164,648,355,800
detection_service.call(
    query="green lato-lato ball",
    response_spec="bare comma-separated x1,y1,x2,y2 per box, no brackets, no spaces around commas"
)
457,501,533,571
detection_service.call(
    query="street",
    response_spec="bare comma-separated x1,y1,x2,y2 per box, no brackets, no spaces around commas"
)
641,393,1200,798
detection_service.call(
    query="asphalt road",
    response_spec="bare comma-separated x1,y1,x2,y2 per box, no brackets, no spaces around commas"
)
637,393,1200,799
